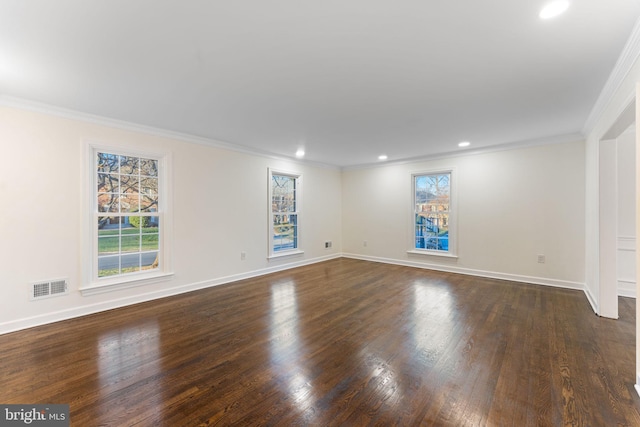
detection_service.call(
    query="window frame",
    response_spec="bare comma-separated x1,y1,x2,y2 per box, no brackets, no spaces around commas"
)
268,168,304,259
81,143,173,295
408,168,458,258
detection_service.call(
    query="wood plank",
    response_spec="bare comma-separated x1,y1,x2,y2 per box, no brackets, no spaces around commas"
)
1,258,639,426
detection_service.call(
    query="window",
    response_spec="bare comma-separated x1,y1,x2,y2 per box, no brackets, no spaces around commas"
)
96,152,160,277
412,171,455,255
269,169,302,257
83,144,172,294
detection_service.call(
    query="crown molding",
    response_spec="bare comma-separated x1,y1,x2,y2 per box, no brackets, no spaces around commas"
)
582,15,640,137
0,95,340,171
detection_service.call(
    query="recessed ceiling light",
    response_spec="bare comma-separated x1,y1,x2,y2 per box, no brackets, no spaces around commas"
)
295,149,305,158
458,141,471,148
378,154,388,161
539,1,570,19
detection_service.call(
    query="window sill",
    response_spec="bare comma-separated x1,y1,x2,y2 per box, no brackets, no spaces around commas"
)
407,249,458,259
80,271,174,296
268,250,305,260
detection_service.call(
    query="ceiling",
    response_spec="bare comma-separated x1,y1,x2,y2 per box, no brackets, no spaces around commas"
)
1,1,639,167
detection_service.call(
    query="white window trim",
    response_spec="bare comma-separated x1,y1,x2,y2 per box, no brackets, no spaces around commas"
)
407,168,458,258
267,168,304,260
268,249,305,260
406,249,459,259
80,142,174,296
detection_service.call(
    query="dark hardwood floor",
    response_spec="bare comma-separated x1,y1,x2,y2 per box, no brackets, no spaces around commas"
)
1,258,639,426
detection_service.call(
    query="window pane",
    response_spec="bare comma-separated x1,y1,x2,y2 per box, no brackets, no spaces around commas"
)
98,236,119,256
98,216,120,236
140,177,159,212
140,177,158,195
98,194,120,213
142,252,159,270
142,217,159,233
120,174,140,195
140,158,158,177
142,234,159,251
140,196,158,212
121,235,140,253
121,195,140,213
97,153,119,174
121,253,141,274
120,155,139,175
98,255,120,277
98,173,119,193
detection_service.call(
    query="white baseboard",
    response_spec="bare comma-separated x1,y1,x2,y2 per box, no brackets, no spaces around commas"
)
583,285,599,314
0,254,341,335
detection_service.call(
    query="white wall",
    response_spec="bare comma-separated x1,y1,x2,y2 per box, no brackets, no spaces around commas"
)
342,141,586,287
0,105,343,333
617,126,636,298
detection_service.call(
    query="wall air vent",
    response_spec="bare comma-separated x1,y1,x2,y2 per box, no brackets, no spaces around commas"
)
30,279,69,300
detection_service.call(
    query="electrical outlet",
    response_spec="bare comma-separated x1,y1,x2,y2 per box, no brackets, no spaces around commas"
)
325,241,332,249
240,251,246,260
363,240,368,247
537,254,545,264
